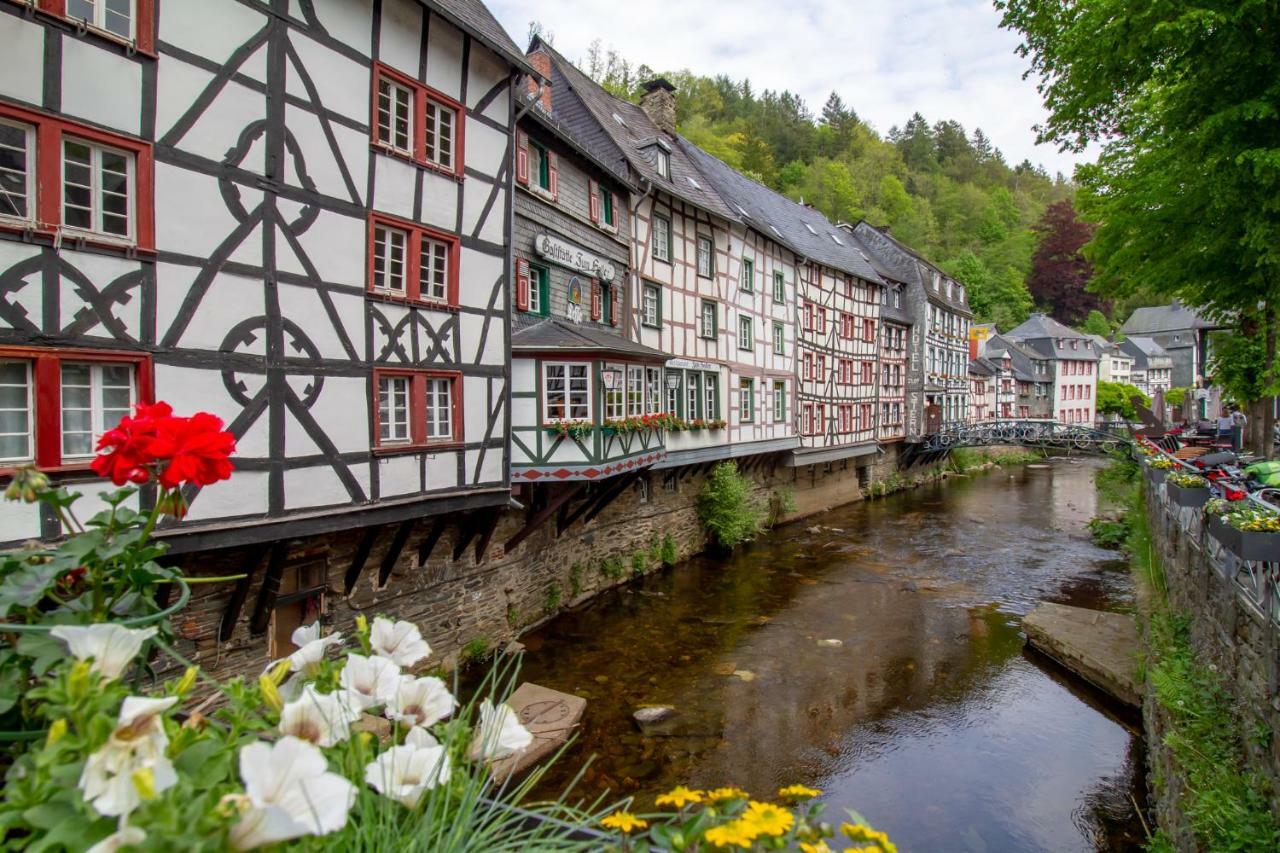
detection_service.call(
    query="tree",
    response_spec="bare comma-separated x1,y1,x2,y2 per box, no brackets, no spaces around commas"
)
1097,381,1150,421
820,92,858,154
1080,310,1111,337
1026,200,1108,325
998,0,1280,456
941,250,1032,329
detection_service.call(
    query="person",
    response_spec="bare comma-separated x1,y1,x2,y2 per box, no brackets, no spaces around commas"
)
1215,408,1234,448
1231,408,1248,453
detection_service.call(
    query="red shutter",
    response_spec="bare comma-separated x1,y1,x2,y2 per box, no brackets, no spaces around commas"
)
590,279,601,321
610,285,621,326
547,151,559,200
515,130,530,185
588,179,600,223
516,257,530,311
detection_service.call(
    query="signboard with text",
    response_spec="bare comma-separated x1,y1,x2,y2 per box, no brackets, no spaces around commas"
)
534,233,617,283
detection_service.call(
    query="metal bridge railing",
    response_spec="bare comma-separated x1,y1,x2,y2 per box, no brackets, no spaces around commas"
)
920,418,1129,454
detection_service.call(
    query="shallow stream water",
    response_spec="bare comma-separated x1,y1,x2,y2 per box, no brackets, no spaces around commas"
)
517,458,1146,851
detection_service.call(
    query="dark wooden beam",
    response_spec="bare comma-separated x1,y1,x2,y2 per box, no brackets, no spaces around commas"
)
377,519,416,587
473,508,502,564
557,481,619,535
249,541,289,636
452,512,480,561
507,483,586,551
343,526,382,595
218,542,271,642
584,468,648,524
416,515,449,566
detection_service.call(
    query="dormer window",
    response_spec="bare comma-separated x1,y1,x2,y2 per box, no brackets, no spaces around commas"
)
655,148,670,179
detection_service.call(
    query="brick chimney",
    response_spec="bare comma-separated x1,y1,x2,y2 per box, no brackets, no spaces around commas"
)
526,50,552,113
639,78,677,134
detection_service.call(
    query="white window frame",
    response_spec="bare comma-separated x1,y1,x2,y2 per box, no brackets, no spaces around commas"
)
603,362,625,420
425,98,456,170
685,372,701,419
696,234,714,278
651,214,671,262
378,375,411,445
703,373,718,420
377,77,414,155
645,367,662,415
372,224,408,296
738,315,753,351
626,365,644,417
0,360,33,463
0,119,35,225
419,235,449,302
66,0,136,41
543,362,591,423
61,136,135,243
739,378,754,423
773,270,785,302
425,376,453,441
59,361,136,460
773,381,785,423
772,321,784,355
699,300,717,339
642,283,660,327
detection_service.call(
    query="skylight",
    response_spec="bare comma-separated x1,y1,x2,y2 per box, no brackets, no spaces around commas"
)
804,223,817,235
611,112,626,126
830,233,844,245
769,225,783,238
687,176,701,190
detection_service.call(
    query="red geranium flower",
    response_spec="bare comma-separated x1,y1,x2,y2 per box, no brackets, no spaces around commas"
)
153,411,236,489
91,401,172,485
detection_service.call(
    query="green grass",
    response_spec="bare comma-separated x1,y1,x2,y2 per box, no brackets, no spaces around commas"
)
1111,459,1278,850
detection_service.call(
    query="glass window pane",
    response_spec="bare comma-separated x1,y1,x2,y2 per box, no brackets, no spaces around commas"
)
103,0,131,38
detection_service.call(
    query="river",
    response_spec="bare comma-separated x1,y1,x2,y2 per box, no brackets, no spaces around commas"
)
516,458,1146,851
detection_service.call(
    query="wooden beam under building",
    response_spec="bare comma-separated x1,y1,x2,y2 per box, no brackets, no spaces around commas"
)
218,543,271,642
377,519,416,587
417,515,449,566
249,541,289,636
506,483,586,551
343,526,382,595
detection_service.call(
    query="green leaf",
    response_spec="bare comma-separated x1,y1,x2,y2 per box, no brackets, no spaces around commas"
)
0,562,61,616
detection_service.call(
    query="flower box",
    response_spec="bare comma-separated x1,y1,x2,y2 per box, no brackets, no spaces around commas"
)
1167,483,1210,509
1208,515,1280,562
1145,466,1168,486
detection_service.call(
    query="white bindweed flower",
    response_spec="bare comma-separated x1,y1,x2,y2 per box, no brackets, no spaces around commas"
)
385,675,456,728
278,684,358,747
469,699,533,762
50,624,158,681
338,654,401,711
80,696,178,817
369,617,431,668
229,736,355,850
364,739,452,808
87,823,146,853
286,622,343,678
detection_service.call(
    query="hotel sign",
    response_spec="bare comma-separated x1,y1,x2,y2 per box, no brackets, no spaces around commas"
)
534,233,617,283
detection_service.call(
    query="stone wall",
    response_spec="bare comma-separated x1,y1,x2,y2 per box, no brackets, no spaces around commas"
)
170,452,886,684
1140,476,1280,845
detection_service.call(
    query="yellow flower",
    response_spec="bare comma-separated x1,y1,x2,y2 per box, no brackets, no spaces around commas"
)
46,718,68,747
798,842,832,853
705,786,749,802
840,822,897,853
655,785,705,809
778,784,823,800
742,801,795,836
258,673,283,713
703,820,760,848
600,811,648,833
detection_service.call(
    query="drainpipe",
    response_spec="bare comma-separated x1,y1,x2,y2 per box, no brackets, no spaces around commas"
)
626,177,656,343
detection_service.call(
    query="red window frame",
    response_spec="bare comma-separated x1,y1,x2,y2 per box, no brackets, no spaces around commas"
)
12,0,156,55
371,367,464,453
0,345,153,474
0,102,155,252
369,62,466,179
861,361,873,385
366,211,460,308
862,318,876,343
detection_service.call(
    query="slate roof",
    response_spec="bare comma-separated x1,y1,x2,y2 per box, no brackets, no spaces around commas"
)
522,106,637,193
968,358,996,377
1118,336,1173,370
851,222,971,314
1120,301,1220,336
534,41,740,221
678,140,883,284
1004,312,1087,341
512,318,669,360
426,1,541,79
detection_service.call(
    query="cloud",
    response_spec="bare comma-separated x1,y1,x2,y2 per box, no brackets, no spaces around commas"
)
487,0,1091,177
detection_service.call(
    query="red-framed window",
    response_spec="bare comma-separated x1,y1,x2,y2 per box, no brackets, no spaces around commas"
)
861,361,873,385
861,403,872,431
817,307,827,335
802,302,814,332
0,102,154,251
371,367,463,451
838,403,853,434
838,358,853,385
370,62,465,179
366,212,460,307
802,352,814,381
0,345,152,472
839,312,854,339
816,354,827,381
11,1,156,54
802,402,814,436
862,318,876,343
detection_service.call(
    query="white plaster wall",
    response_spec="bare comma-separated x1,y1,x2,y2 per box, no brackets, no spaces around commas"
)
0,14,43,106
424,16,464,101
156,64,267,173
376,453,420,498
0,243,44,329
425,450,460,491
59,38,142,136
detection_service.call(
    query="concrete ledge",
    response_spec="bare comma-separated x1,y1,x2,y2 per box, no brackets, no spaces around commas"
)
1024,601,1141,708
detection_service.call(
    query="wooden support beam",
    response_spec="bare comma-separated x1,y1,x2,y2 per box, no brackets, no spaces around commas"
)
343,526,381,595
452,512,480,562
249,541,289,636
473,508,502,564
507,483,586,551
584,468,647,524
557,482,616,535
218,543,271,642
377,519,416,588
416,515,449,566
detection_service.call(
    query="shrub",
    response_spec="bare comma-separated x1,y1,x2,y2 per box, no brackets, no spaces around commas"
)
460,636,489,664
659,535,678,566
1087,516,1130,549
697,462,766,549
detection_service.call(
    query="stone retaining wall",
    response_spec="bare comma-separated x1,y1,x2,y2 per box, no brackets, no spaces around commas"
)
1141,475,1280,846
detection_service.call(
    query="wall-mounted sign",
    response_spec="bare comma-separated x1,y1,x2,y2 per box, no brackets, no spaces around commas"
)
565,276,584,323
534,233,617,283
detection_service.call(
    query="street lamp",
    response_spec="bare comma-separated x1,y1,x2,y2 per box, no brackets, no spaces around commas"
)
601,368,622,390
665,372,682,390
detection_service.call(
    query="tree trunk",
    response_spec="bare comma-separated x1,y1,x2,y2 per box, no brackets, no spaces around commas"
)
1264,300,1277,460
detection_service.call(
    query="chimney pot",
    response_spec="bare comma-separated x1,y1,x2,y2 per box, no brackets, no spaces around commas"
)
639,77,677,134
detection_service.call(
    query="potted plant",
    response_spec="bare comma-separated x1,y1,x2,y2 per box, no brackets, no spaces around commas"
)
1218,506,1280,562
546,420,593,441
1145,455,1175,485
1166,471,1211,508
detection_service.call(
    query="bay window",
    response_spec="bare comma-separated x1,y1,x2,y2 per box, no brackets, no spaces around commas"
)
604,365,625,420
645,367,662,415
626,366,644,417
703,374,718,420
685,372,701,419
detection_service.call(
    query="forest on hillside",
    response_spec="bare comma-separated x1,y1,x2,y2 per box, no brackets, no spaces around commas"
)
567,36,1107,331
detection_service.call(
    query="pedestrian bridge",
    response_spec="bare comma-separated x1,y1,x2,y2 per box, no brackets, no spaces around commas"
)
915,419,1131,455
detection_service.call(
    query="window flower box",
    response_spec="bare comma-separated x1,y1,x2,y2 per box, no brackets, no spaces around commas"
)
1209,506,1280,562
546,420,594,441
1167,482,1210,509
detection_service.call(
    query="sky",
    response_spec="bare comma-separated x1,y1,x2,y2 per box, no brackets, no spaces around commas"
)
487,0,1090,178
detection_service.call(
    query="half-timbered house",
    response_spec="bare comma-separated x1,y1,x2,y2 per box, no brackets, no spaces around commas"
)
0,0,536,666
